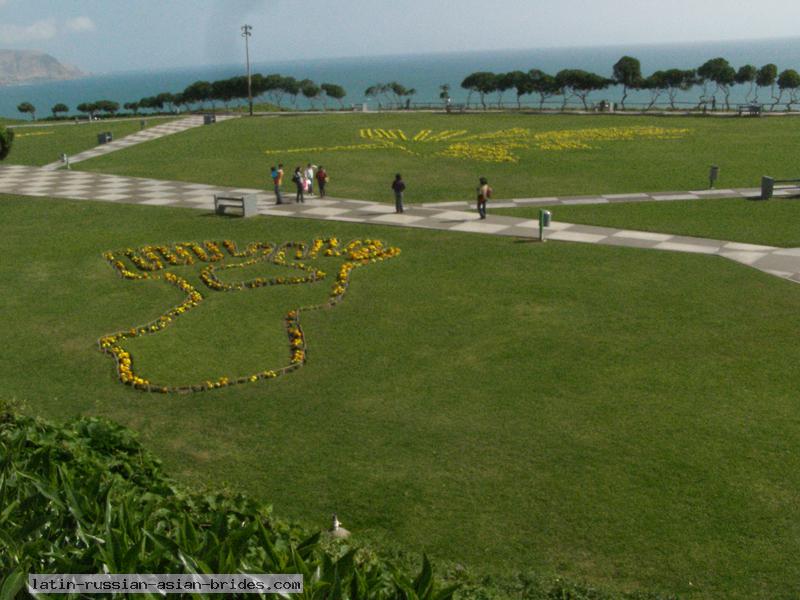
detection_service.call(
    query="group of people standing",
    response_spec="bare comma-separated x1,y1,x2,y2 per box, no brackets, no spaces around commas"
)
270,164,493,219
271,163,329,204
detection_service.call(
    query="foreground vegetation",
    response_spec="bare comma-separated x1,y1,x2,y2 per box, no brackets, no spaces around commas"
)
496,196,800,247
1,401,679,599
72,112,800,202
3,195,800,598
0,402,458,600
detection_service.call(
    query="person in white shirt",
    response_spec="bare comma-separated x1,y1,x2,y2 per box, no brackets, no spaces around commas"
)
305,163,316,196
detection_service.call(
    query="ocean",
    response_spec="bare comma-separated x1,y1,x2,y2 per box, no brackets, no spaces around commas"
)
3,36,800,118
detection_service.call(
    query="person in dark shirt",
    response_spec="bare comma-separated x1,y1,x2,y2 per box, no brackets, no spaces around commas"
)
391,173,406,213
292,166,305,203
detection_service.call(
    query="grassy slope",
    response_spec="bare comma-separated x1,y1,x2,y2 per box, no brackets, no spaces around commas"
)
496,197,800,248
71,112,800,202
3,195,800,598
4,117,176,166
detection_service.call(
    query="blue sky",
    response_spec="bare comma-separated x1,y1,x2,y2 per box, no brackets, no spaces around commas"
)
3,0,800,73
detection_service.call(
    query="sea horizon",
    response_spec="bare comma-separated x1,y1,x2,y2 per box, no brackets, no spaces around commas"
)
4,35,800,118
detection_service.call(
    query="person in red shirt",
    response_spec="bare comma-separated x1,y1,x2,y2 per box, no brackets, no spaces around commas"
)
316,166,328,198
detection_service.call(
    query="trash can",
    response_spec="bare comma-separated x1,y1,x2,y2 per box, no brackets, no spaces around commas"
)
97,132,112,144
761,176,774,200
203,114,216,125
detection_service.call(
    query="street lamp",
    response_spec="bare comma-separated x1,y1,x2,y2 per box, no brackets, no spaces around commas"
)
241,24,253,116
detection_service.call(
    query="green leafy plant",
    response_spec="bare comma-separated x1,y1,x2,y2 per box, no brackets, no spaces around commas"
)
0,127,13,161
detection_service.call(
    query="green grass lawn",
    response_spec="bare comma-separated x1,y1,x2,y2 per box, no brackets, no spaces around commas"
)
4,116,177,166
70,112,800,203
495,196,800,247
4,194,800,599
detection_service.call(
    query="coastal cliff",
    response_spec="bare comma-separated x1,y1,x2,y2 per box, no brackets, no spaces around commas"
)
0,49,85,84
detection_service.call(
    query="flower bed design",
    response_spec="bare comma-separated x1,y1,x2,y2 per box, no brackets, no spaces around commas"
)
99,238,400,393
263,126,691,164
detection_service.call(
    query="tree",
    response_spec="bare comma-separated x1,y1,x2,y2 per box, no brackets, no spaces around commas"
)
657,69,696,109
438,83,451,104
301,79,321,109
641,72,667,111
572,71,612,110
777,69,800,110
365,83,389,107
211,79,236,109
124,101,140,115
262,74,287,107
555,70,577,109
76,102,98,119
756,64,778,108
17,102,36,121
508,71,533,108
321,83,346,109
555,70,609,110
51,103,69,118
172,93,186,113
182,80,212,109
156,92,176,113
697,58,736,110
0,126,14,160
735,64,758,102
528,69,559,110
612,56,642,109
95,100,120,116
494,72,517,108
281,77,301,107
461,72,496,109
381,82,415,107
139,96,163,113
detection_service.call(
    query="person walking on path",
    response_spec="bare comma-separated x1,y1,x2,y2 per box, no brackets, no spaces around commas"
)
476,176,492,219
316,166,328,198
292,166,305,203
391,173,406,213
305,163,316,196
272,163,284,205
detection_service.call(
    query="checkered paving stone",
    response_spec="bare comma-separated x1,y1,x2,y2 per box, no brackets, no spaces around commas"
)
40,115,239,170
3,163,800,284
422,187,759,210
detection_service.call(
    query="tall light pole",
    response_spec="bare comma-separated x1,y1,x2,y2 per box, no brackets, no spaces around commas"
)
241,24,253,116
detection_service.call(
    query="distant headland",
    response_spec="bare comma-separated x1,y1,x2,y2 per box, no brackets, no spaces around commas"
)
0,49,86,85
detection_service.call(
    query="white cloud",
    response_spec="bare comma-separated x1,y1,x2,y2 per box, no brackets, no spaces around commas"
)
65,16,96,34
0,19,57,44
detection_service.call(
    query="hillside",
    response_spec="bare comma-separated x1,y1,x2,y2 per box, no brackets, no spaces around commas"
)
0,49,85,84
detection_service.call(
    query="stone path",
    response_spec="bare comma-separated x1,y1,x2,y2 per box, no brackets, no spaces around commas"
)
422,187,776,209
40,115,239,171
2,162,800,284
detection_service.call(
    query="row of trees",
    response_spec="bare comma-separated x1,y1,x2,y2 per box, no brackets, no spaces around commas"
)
17,100,127,121
126,74,348,113
14,74,350,121
458,57,800,111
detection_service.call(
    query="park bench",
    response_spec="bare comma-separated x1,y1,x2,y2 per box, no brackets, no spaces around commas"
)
760,176,800,200
445,103,466,113
737,103,762,116
213,193,258,217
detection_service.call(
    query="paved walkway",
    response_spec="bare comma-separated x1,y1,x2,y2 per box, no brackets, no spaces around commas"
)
422,187,773,209
2,163,800,284
40,115,239,170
